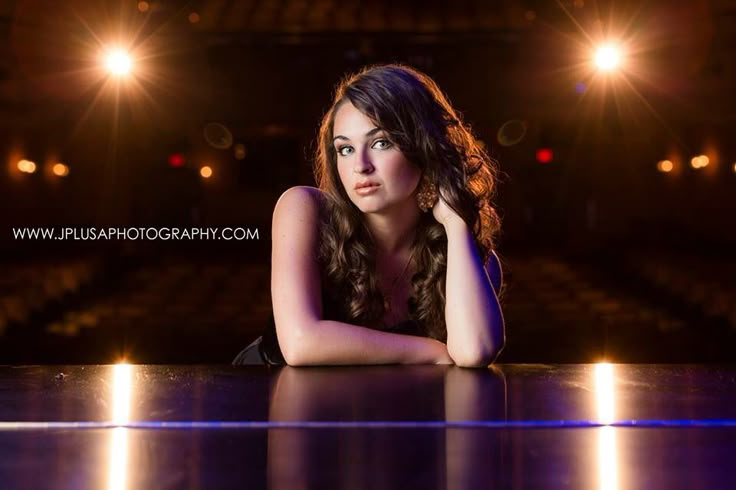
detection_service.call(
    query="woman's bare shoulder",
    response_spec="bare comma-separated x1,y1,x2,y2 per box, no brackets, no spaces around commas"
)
273,186,327,232
275,186,326,212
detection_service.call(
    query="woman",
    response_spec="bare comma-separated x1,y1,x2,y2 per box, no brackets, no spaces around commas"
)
234,64,504,367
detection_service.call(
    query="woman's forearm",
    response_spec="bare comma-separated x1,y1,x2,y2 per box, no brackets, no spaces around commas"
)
443,219,505,367
281,319,453,366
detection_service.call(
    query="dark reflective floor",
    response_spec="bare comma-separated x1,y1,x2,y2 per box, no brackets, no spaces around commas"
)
1,364,735,489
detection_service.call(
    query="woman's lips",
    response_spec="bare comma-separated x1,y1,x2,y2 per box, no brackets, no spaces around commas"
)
354,184,380,196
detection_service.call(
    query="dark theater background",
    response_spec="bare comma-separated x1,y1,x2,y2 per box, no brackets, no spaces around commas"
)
1,0,735,364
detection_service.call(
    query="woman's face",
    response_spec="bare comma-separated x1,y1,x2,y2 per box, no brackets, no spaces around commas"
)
332,101,422,215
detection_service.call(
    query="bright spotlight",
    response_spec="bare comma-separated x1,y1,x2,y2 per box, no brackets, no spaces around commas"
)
105,49,132,76
690,155,709,169
200,166,213,179
594,44,622,71
17,159,37,174
52,163,70,177
657,160,673,173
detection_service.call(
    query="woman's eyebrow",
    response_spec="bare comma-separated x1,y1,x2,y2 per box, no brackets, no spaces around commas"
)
332,127,384,143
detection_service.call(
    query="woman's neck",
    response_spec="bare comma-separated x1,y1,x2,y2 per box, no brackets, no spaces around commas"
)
363,204,421,255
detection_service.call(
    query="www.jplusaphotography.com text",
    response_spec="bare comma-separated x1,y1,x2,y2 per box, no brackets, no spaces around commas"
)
12,227,260,241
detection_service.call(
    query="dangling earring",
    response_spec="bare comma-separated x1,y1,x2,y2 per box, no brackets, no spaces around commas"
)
416,176,439,212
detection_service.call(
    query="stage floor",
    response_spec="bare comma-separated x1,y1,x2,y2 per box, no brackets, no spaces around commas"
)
1,364,735,489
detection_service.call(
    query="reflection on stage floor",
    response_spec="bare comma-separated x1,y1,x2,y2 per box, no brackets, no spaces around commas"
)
1,364,735,489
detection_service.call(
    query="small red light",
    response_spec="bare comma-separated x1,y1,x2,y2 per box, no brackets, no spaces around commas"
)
168,153,185,167
536,148,553,164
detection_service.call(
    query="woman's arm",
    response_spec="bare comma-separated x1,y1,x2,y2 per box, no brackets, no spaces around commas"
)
284,318,453,366
271,186,453,366
434,200,505,367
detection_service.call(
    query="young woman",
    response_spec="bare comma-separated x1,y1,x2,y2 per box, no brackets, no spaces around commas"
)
234,64,504,367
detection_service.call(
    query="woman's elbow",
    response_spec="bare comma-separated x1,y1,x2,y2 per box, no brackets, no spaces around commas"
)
282,346,305,367
277,324,313,367
453,353,493,368
452,339,505,368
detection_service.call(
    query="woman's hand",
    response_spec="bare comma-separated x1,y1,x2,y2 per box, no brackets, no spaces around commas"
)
432,192,465,229
433,341,455,365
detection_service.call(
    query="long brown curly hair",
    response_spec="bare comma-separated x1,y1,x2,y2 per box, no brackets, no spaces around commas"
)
313,64,500,342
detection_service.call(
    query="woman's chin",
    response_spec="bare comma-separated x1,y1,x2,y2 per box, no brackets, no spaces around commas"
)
356,204,384,214
350,196,383,213
352,197,418,216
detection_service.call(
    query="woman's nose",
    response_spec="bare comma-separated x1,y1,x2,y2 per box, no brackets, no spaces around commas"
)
353,150,374,174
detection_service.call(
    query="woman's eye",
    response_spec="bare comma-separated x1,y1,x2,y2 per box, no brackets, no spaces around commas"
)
372,139,392,150
336,146,353,157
